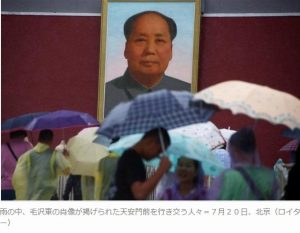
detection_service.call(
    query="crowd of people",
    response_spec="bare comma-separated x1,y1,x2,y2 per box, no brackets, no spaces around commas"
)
2,126,299,201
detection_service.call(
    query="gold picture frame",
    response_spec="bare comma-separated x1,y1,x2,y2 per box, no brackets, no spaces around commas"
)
97,0,202,121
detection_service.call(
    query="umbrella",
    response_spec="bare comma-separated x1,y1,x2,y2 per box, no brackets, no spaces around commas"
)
170,121,225,150
193,80,300,130
212,148,231,169
67,135,108,176
93,135,112,146
25,110,99,130
282,128,300,140
98,89,216,139
108,132,225,176
77,126,112,147
219,128,237,146
77,127,99,142
280,139,299,152
1,112,48,132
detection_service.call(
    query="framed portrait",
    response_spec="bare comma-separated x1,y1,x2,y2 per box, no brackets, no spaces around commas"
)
98,0,202,120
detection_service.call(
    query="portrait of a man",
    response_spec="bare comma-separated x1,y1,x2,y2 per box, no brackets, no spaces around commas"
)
104,11,190,115
99,1,201,118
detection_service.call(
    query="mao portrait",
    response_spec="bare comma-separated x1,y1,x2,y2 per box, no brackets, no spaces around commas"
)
98,1,201,119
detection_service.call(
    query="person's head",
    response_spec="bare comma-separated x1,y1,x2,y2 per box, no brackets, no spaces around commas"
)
138,127,171,160
38,129,54,146
9,130,27,139
176,157,205,186
228,127,259,165
123,11,176,86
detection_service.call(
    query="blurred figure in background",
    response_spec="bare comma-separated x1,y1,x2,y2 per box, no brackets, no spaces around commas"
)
282,144,300,200
1,130,33,200
159,157,207,200
12,129,71,200
208,127,280,200
94,152,119,200
63,175,82,200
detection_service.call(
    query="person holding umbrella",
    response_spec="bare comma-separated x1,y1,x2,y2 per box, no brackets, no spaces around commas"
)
111,127,171,200
12,129,71,200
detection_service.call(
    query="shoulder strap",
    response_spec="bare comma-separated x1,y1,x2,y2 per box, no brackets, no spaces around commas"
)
235,167,265,200
6,143,19,161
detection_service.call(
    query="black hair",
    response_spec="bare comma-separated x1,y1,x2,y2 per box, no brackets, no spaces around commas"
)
9,130,27,139
142,127,171,149
38,129,54,142
229,127,256,154
124,11,177,41
177,157,205,186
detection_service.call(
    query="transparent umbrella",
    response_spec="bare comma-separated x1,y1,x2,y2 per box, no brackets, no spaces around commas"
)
109,132,225,176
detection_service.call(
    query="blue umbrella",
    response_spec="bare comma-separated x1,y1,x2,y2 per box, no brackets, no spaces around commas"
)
25,110,99,130
1,112,48,132
282,128,300,140
98,89,216,139
108,132,225,176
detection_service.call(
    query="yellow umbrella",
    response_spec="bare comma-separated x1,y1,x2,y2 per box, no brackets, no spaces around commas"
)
194,80,300,130
67,135,108,176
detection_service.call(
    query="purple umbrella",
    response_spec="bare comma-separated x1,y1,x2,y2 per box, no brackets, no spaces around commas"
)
25,110,99,130
2,112,48,132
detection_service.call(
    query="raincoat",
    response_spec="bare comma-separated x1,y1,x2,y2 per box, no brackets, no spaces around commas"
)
208,165,280,200
12,142,71,200
94,152,119,200
81,152,119,200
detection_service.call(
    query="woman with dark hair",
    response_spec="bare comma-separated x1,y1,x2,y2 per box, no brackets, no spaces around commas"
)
159,156,206,200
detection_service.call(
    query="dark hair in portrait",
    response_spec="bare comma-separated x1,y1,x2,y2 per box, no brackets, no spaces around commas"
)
124,10,177,41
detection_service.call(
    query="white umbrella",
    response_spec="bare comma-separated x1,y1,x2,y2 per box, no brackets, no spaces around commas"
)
219,128,237,146
77,126,99,142
194,80,300,130
170,121,225,150
67,135,108,176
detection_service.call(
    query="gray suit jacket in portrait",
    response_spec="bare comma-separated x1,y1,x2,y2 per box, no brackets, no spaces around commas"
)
104,69,191,116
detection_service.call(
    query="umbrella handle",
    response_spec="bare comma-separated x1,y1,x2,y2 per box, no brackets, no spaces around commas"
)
158,128,166,154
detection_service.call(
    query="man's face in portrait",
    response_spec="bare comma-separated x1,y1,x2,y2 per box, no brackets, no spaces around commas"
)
124,13,173,82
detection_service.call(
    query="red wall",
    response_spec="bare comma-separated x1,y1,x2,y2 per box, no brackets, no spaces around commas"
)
1,16,100,118
2,15,300,166
198,17,300,166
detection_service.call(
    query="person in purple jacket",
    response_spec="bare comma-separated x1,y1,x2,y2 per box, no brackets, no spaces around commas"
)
1,130,33,200
159,157,207,200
